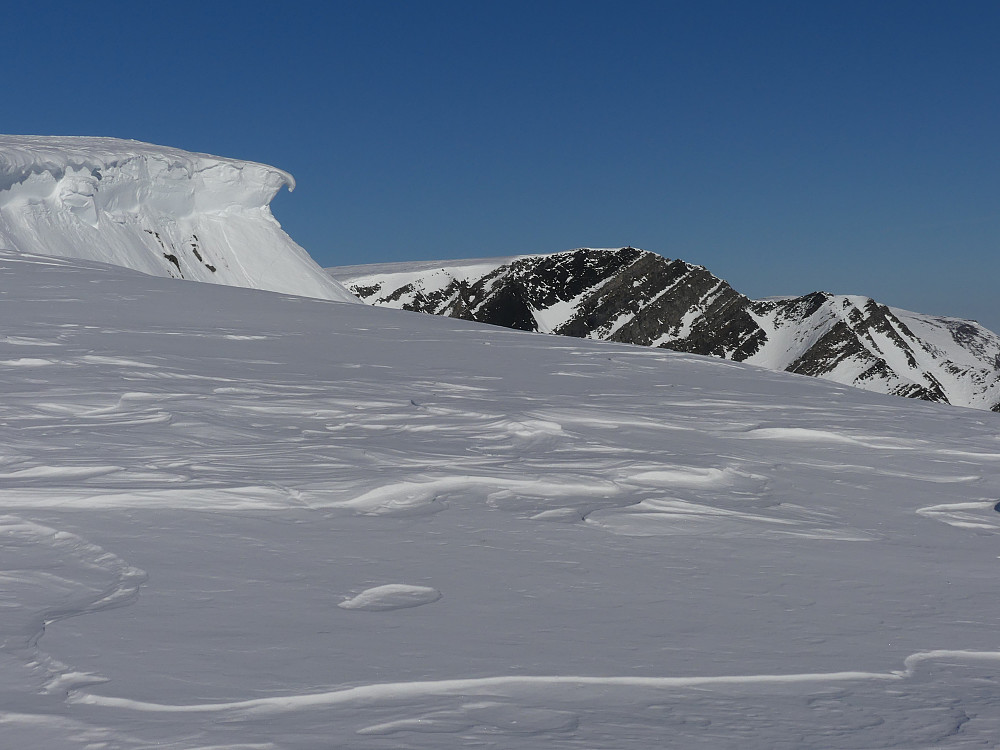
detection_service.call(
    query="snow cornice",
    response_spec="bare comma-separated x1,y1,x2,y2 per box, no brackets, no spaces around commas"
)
0,135,295,197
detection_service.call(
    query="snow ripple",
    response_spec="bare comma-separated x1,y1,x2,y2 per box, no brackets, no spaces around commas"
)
0,516,146,693
68,651,1000,720
916,500,1000,531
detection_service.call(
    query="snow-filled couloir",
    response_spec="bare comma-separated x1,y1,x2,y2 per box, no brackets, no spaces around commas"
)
0,135,358,302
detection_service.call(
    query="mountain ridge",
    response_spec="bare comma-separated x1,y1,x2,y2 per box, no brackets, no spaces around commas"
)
331,247,1000,411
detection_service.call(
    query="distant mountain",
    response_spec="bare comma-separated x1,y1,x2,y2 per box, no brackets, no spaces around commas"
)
0,135,358,303
331,247,1000,411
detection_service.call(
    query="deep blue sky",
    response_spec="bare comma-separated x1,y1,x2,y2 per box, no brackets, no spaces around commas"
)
5,1,999,329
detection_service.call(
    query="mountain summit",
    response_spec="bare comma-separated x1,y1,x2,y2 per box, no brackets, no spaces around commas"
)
331,247,1000,410
0,135,357,302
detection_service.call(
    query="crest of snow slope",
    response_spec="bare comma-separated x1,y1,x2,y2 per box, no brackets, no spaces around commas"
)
6,250,1000,747
332,249,1000,410
0,135,357,302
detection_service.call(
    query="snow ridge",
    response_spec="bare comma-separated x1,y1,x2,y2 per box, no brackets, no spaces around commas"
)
0,135,357,302
67,649,1000,715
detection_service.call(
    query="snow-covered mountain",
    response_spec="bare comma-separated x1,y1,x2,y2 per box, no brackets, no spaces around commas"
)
332,247,1000,410
0,135,357,302
5,136,1000,747
5,248,1000,748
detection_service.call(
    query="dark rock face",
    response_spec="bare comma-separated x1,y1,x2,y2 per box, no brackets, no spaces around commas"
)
556,254,768,363
378,247,644,331
336,248,1000,410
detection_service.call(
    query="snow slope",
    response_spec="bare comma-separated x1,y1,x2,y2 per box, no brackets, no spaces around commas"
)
332,248,1000,410
4,250,1000,747
0,135,357,302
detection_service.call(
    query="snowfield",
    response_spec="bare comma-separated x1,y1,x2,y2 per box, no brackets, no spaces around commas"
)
3,248,1000,748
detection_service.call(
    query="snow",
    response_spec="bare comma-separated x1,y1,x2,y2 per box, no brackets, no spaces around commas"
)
0,136,357,303
531,295,587,333
331,257,516,282
332,249,630,285
339,584,443,611
3,249,1000,746
744,304,830,370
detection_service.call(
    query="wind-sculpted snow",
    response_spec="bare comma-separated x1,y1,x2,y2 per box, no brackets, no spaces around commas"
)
339,584,443,611
0,514,147,748
0,135,357,302
3,250,1000,747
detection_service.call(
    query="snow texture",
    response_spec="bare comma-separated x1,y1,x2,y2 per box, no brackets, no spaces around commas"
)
339,585,443,611
0,135,357,302
3,248,1000,747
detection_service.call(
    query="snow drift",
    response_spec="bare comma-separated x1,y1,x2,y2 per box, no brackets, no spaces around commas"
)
0,135,357,302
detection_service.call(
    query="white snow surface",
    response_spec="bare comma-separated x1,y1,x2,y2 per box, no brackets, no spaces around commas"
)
4,250,1000,747
339,584,443,611
330,248,630,281
0,135,357,302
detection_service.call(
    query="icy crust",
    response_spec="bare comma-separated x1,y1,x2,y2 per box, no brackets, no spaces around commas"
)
0,136,357,302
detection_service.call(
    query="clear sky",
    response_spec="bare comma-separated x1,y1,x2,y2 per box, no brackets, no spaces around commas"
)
4,1,999,329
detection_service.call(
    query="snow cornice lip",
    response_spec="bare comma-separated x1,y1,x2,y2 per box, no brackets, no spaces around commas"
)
0,134,295,194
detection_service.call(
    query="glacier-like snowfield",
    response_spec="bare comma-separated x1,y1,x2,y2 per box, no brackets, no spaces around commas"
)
2,249,1000,748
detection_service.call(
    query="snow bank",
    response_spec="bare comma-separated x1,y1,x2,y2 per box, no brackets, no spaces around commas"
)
0,135,357,302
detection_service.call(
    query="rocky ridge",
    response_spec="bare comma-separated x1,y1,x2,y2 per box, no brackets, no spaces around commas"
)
331,248,1000,411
